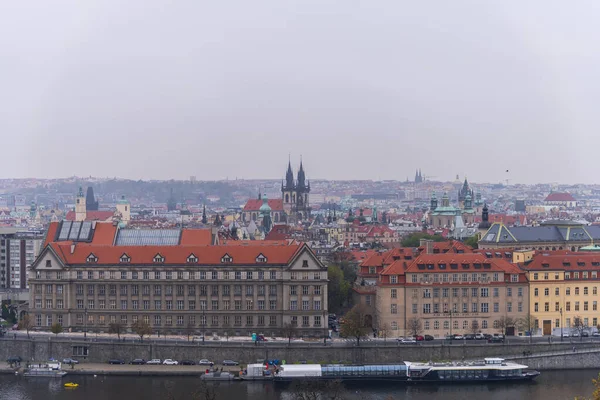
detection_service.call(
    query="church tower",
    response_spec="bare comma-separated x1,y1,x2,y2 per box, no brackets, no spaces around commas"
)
295,160,310,220
116,195,131,223
75,186,86,221
282,160,296,215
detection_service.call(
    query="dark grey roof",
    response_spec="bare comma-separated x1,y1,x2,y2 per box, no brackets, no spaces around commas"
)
509,226,564,242
584,226,600,240
480,222,600,244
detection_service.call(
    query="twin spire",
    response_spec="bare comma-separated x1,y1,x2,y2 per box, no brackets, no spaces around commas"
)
282,158,309,191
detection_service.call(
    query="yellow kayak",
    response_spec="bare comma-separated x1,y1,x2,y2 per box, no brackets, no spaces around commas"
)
64,382,79,388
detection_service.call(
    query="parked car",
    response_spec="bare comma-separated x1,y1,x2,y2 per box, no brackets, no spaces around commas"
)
199,359,214,366
163,359,179,365
562,332,570,338
222,360,239,366
464,334,475,340
475,333,485,340
129,359,146,365
108,359,125,365
424,335,434,341
572,332,580,337
146,359,161,365
592,332,600,337
180,360,196,365
397,337,416,344
488,337,504,343
582,332,590,337
483,334,493,340
493,333,505,339
6,356,22,363
453,335,464,340
62,358,79,365
414,335,425,341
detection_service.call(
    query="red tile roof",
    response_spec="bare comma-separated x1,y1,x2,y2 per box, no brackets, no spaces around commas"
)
65,211,115,221
545,192,576,202
522,253,600,271
47,242,305,266
243,199,284,212
180,229,213,246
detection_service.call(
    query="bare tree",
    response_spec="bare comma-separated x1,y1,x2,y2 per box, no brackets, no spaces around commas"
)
339,304,371,346
517,315,536,343
19,314,34,339
497,316,514,336
470,320,479,335
186,322,196,342
380,322,391,343
407,317,423,337
282,322,298,345
573,316,589,341
108,322,125,340
131,320,152,342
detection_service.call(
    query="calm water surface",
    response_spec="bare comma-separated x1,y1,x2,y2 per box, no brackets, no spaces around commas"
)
0,370,596,400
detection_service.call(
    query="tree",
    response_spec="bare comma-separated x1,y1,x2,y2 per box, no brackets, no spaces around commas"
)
517,315,536,343
282,322,297,345
573,316,589,341
379,322,391,342
407,317,423,337
401,232,446,248
108,322,125,340
131,320,152,342
186,323,196,342
339,304,371,346
327,265,350,314
576,372,600,400
19,314,34,339
470,320,480,335
464,235,479,249
497,316,515,335
50,323,63,336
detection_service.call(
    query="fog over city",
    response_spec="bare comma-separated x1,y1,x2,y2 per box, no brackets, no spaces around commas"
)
2,1,600,184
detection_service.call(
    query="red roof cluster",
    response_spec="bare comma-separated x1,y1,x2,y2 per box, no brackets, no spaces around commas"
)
243,199,284,212
65,211,115,221
522,253,600,271
544,192,576,202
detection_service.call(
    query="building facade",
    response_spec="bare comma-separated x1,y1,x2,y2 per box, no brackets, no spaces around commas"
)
0,228,44,289
522,253,600,336
29,225,328,337
378,253,529,337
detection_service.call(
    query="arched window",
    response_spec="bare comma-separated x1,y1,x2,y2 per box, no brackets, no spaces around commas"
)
274,213,279,222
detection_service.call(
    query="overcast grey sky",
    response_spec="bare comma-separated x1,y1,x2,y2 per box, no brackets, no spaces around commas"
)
2,1,599,184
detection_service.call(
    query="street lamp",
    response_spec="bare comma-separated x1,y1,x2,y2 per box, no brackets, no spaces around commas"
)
202,305,205,344
560,307,563,342
445,310,455,337
84,308,88,340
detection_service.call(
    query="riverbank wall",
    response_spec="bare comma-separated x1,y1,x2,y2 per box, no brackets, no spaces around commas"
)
1,338,600,367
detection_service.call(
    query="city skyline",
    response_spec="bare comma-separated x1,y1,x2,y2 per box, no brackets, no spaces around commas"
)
3,1,600,184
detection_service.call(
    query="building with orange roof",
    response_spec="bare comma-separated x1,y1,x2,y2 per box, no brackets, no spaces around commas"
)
365,248,529,338
520,253,600,336
29,223,328,337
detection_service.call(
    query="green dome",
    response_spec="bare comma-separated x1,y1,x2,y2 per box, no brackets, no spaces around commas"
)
117,195,129,204
259,195,271,212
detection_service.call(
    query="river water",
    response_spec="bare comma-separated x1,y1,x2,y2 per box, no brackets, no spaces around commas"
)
0,370,597,400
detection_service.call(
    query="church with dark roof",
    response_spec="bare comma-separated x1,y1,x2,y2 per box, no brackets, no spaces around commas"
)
282,159,311,223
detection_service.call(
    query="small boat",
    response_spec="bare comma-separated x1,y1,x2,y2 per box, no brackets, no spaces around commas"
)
64,382,79,388
200,371,237,381
23,361,67,378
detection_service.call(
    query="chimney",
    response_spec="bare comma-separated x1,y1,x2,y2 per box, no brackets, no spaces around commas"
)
420,239,434,254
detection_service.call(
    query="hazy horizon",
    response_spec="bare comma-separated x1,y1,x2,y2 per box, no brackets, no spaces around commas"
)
3,1,600,184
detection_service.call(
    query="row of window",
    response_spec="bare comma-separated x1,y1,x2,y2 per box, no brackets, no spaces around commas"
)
541,317,598,329
534,300,598,312
36,270,321,281
533,286,597,296
406,287,524,299
37,298,296,311
416,302,523,314
403,273,519,284
35,314,322,329
533,271,599,280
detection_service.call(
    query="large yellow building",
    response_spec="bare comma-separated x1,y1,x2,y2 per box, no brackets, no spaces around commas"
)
522,253,600,335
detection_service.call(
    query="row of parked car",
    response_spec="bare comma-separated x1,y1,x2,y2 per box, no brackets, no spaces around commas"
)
107,358,239,366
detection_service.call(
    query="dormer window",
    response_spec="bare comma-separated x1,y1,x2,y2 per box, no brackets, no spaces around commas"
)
221,254,233,264
256,253,267,263
302,260,309,268
153,254,165,263
120,254,131,264
86,253,98,263
187,254,198,263
45,260,52,268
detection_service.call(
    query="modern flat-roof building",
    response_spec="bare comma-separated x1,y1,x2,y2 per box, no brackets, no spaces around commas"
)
0,228,44,289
